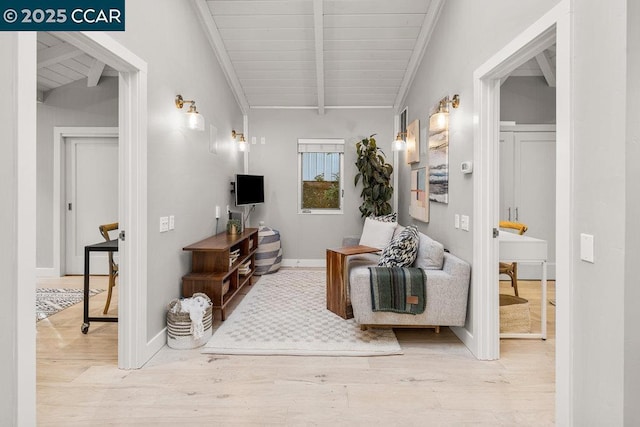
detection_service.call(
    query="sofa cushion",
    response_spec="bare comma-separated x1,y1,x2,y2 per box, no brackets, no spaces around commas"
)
359,217,397,250
377,225,419,267
413,232,445,270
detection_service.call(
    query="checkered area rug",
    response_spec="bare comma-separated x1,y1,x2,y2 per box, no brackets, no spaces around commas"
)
36,288,103,322
202,270,402,356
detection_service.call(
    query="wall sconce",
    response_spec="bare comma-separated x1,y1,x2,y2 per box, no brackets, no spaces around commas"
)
429,94,460,133
175,94,205,131
231,130,247,152
392,131,407,151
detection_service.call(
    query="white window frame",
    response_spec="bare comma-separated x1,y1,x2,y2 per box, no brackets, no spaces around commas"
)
298,138,345,215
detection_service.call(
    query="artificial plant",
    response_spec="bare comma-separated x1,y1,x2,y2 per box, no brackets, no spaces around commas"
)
354,134,394,217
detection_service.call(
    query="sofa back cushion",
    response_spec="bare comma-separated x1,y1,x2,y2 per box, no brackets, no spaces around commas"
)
359,217,397,250
377,225,420,267
413,232,445,270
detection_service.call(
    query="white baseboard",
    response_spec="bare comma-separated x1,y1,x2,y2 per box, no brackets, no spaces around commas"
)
143,327,167,366
451,325,484,359
282,258,326,268
36,268,56,278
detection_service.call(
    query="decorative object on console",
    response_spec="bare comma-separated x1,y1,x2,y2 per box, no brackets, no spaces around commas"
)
428,95,459,204
409,167,429,222
175,94,205,131
406,119,420,164
354,134,394,217
377,225,420,268
227,219,242,234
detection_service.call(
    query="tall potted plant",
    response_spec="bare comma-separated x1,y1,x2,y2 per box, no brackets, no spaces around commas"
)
354,134,394,217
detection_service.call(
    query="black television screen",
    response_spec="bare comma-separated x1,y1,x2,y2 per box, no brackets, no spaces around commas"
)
235,174,265,206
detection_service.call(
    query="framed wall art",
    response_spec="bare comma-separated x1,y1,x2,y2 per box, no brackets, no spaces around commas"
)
409,167,429,222
406,119,420,164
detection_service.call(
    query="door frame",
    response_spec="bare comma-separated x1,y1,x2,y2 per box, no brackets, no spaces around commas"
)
52,127,119,277
471,1,573,424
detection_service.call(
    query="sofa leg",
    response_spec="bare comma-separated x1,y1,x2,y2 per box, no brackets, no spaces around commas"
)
435,326,440,334
360,324,368,331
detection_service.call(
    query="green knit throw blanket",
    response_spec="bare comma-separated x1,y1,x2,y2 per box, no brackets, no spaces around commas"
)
368,267,426,314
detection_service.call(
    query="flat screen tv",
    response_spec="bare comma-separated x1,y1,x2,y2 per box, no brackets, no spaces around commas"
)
235,174,264,206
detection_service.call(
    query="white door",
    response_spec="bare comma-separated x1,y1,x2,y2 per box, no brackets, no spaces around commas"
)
500,129,556,280
65,136,118,274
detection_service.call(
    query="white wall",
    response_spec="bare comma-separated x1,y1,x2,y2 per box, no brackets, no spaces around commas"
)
36,77,119,269
247,108,394,261
500,76,556,124
625,0,640,423
110,0,244,339
0,33,19,427
0,33,37,426
397,0,560,335
571,0,627,423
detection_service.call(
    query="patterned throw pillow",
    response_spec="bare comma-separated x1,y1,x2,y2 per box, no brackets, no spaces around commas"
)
377,225,420,267
370,212,397,223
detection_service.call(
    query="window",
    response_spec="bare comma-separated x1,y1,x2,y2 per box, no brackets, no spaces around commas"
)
298,139,344,214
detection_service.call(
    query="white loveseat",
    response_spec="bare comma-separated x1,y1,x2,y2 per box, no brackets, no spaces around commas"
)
343,224,471,330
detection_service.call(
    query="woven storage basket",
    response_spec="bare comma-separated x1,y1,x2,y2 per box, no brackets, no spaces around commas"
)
167,293,213,349
499,294,531,333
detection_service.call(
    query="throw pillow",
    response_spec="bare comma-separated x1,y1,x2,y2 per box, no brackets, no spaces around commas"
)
359,217,397,250
378,225,420,267
370,212,397,223
413,232,445,270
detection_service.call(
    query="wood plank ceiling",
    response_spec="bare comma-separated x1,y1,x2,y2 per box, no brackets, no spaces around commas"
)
36,32,117,96
196,0,443,113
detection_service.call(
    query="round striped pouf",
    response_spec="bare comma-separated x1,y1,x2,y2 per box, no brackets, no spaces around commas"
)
255,226,282,275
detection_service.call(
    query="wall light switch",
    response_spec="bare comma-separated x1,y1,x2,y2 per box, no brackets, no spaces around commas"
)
169,215,175,230
251,136,257,145
580,233,595,263
159,216,169,233
461,215,470,231
260,136,266,145
454,214,460,229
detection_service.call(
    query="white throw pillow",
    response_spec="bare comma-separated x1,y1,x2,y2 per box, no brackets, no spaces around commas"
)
413,232,445,270
359,217,397,250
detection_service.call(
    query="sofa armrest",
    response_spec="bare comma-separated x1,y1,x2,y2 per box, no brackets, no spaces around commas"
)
342,235,361,247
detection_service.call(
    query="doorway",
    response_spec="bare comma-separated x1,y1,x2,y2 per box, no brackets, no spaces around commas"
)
471,1,573,424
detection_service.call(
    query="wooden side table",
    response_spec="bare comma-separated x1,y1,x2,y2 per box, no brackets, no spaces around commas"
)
326,245,379,319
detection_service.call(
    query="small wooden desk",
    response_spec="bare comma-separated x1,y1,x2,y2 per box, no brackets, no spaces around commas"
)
82,239,118,334
326,245,379,319
498,232,548,340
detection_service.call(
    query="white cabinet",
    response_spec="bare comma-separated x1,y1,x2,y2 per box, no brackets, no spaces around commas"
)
500,125,556,279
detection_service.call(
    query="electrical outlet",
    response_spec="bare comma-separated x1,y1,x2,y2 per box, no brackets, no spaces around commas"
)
159,216,169,233
260,136,266,145
251,136,257,145
169,215,175,230
461,215,470,231
454,214,460,229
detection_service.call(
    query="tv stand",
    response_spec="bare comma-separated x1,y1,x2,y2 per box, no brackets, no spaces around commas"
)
182,228,258,320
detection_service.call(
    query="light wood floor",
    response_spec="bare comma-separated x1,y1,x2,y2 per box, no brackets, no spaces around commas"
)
36,275,555,426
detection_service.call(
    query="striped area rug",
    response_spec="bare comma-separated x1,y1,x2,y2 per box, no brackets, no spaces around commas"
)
36,288,104,321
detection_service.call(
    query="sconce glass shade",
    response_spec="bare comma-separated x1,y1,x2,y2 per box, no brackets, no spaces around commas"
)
392,133,407,151
429,111,448,133
238,136,248,152
186,110,205,131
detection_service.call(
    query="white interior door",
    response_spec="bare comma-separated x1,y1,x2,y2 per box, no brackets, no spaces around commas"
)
65,136,118,274
499,131,515,222
514,131,556,279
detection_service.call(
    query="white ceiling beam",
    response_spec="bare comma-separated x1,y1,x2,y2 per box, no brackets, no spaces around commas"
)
535,50,556,87
37,42,82,68
313,0,325,115
393,0,445,112
87,59,105,87
192,0,250,114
